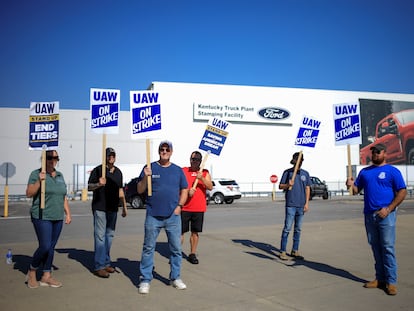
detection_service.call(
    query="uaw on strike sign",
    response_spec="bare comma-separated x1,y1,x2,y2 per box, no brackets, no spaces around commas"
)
130,91,161,138
29,101,59,150
294,115,321,148
90,88,120,134
333,102,361,146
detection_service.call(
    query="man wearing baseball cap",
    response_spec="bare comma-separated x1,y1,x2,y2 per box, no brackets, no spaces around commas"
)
137,140,188,294
88,147,127,278
346,143,407,295
370,143,386,153
278,152,311,261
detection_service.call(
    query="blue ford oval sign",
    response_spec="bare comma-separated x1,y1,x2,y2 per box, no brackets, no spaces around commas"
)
258,107,290,120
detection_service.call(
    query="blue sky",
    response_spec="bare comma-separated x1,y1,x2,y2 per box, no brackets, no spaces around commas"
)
1,0,413,111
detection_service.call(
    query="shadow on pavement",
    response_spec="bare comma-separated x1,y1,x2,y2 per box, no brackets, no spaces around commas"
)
113,257,141,287
289,260,367,283
55,248,94,272
11,254,33,274
232,239,367,283
55,241,175,288
233,239,280,259
56,248,143,287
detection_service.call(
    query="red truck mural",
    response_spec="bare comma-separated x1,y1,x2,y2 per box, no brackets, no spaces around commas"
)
360,109,414,165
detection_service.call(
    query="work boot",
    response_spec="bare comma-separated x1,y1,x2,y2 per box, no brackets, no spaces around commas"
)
363,280,385,289
94,269,110,278
386,284,397,295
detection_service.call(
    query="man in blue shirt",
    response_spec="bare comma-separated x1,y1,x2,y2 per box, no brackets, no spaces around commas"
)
278,152,310,261
137,140,188,294
347,143,406,296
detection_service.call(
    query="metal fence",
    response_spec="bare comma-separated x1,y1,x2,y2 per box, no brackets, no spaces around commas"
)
1,181,413,202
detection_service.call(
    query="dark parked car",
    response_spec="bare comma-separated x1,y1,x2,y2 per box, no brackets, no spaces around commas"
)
310,176,329,200
124,177,146,209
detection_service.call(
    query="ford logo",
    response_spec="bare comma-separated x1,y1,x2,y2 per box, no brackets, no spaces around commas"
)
258,107,290,120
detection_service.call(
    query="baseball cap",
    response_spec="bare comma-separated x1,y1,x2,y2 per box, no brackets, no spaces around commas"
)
159,140,173,150
290,152,304,165
370,143,387,152
106,147,116,157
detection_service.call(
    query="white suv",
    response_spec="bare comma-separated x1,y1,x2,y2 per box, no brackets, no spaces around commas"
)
207,179,242,204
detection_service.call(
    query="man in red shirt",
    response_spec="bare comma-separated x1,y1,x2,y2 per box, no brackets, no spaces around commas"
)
181,151,213,264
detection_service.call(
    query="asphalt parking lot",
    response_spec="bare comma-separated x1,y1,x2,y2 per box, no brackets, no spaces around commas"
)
1,197,414,310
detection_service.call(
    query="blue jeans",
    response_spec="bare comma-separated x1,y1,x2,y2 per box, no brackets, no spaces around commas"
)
364,211,397,284
140,212,182,283
31,218,63,272
280,206,304,252
93,210,117,271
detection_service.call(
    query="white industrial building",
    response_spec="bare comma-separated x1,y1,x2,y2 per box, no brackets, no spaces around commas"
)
1,81,414,196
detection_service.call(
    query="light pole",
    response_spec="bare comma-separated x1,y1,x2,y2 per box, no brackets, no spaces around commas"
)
82,117,88,201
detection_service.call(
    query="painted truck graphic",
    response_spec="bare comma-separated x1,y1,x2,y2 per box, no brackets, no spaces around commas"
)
360,109,414,165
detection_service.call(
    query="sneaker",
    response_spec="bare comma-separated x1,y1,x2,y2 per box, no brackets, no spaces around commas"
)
279,251,289,261
138,282,150,294
386,283,397,295
291,250,304,260
187,253,199,264
171,279,187,290
364,280,386,289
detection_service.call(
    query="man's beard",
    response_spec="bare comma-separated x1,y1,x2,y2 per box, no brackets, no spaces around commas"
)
372,157,383,165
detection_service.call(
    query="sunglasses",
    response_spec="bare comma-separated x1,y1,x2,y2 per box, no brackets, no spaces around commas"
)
371,149,383,154
190,158,201,162
159,148,171,152
46,156,60,161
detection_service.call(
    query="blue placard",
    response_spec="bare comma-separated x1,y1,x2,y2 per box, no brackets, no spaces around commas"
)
29,101,59,150
199,118,230,156
333,103,361,145
90,88,120,134
131,104,162,134
294,116,321,148
91,103,119,129
130,91,162,138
